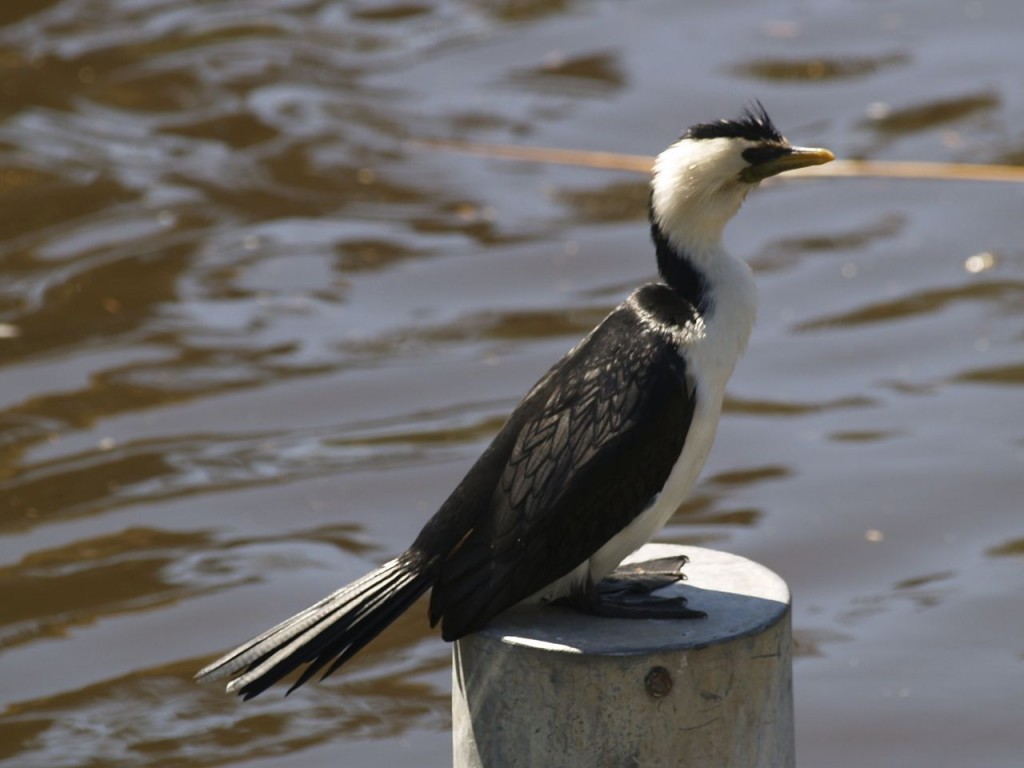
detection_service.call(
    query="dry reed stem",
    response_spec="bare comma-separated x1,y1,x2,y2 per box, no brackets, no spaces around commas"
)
410,138,1024,184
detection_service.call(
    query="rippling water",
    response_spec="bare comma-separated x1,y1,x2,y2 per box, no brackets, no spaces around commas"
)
1,1,1022,766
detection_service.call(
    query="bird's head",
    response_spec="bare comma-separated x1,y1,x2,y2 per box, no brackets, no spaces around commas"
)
650,103,833,252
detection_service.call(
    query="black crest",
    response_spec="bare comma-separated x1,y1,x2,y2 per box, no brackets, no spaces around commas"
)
683,101,783,143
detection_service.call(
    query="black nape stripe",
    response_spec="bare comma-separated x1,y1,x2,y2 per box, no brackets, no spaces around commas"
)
648,194,710,314
683,101,783,144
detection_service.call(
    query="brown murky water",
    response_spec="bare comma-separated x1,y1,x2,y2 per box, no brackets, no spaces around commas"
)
1,1,1022,766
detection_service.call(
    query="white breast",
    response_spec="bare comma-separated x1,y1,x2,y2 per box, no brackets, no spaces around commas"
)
534,248,757,601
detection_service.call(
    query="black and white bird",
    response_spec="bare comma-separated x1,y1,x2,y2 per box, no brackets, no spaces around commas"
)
196,104,833,699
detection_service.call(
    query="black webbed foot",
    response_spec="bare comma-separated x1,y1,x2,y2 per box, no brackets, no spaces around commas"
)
560,555,707,620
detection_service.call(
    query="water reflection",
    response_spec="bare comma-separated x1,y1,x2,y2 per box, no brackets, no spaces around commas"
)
509,51,627,97
863,93,1000,135
791,627,854,659
1,0,1023,766
795,280,1024,330
751,213,904,273
555,180,648,223
1,650,449,767
726,394,876,416
0,528,213,649
987,537,1024,558
955,361,1024,385
827,429,903,443
733,53,907,82
838,570,956,623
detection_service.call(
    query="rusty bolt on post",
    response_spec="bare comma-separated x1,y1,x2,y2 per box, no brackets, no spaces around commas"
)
644,666,672,698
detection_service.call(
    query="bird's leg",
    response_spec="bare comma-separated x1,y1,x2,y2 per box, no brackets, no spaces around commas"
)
560,555,707,620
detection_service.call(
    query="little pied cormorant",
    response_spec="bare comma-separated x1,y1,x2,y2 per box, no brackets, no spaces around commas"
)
196,104,834,699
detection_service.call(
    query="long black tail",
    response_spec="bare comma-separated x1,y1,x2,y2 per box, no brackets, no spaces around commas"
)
195,550,434,699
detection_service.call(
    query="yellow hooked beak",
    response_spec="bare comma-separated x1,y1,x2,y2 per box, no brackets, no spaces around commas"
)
740,146,835,182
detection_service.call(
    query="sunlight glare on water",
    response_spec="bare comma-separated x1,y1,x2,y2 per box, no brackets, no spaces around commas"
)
1,1,1023,766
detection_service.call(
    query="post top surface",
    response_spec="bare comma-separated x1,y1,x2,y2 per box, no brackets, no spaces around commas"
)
476,544,790,655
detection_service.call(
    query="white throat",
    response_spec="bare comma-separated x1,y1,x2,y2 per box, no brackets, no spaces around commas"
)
648,136,760,361
650,137,759,261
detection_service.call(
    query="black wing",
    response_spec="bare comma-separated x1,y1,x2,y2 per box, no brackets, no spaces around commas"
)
427,294,697,639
